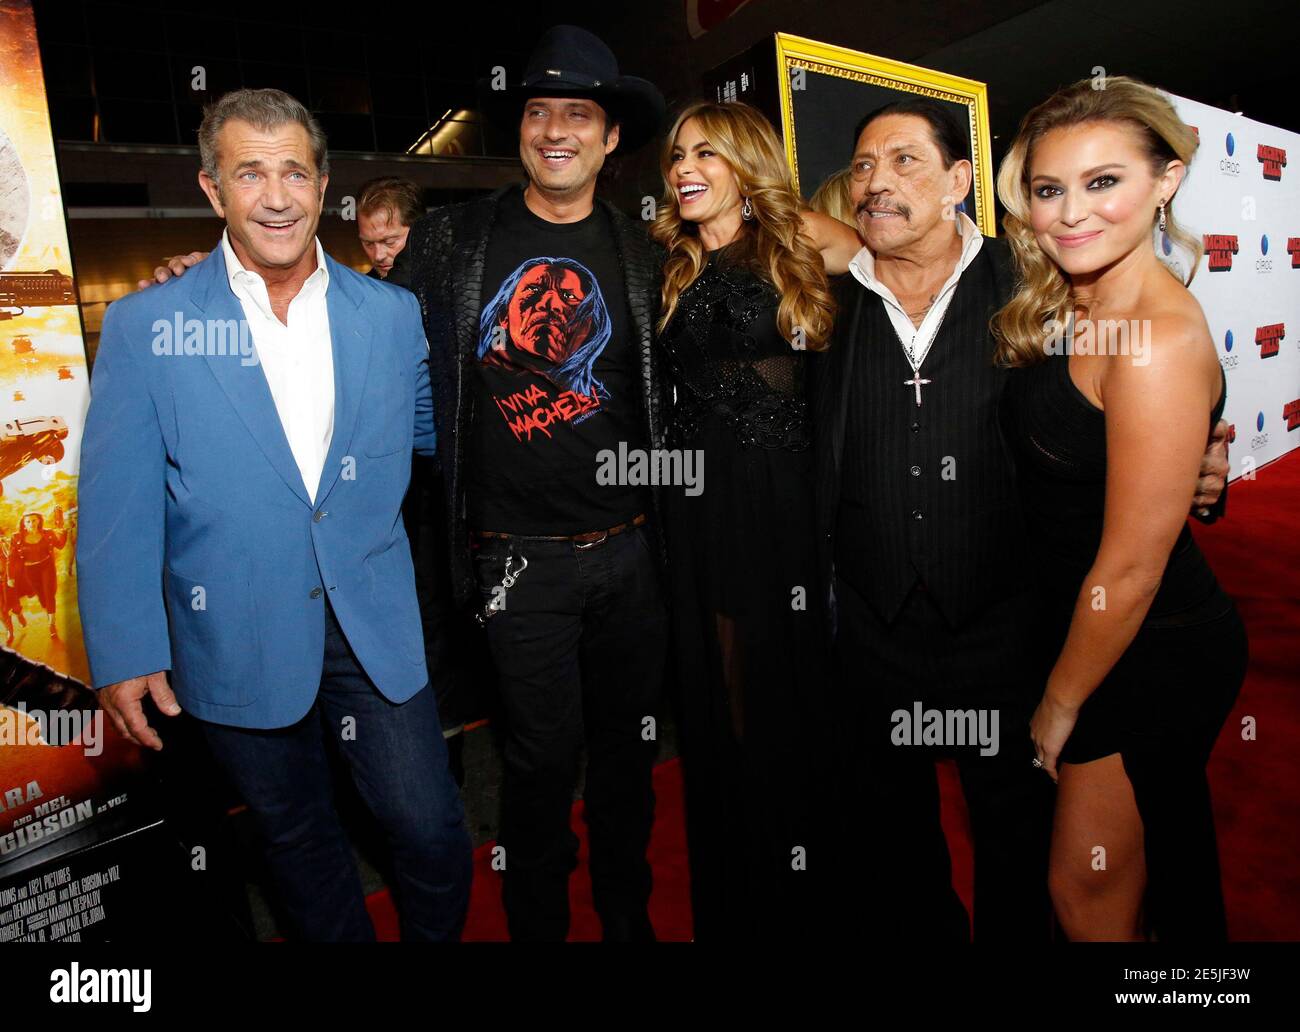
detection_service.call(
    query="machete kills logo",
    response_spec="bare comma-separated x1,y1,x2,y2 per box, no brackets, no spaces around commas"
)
1203,234,1239,272
1258,144,1287,181
1255,323,1285,359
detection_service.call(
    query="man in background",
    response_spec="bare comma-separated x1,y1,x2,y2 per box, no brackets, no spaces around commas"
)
357,176,421,286
357,175,473,784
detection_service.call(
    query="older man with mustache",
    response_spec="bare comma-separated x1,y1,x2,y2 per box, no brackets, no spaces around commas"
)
812,97,1229,943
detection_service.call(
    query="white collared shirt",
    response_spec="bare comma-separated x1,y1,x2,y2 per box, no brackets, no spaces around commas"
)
847,212,985,370
221,229,335,503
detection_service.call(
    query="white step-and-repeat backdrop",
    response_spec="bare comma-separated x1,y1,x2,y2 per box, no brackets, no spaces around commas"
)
1159,93,1300,480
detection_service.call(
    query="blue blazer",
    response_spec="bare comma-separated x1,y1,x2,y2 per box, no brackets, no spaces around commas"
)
76,244,436,729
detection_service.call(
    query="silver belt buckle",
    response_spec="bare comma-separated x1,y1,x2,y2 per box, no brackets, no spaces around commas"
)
574,530,608,551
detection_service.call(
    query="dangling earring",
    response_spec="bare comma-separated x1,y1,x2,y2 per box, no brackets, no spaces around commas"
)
741,196,754,221
1158,202,1167,233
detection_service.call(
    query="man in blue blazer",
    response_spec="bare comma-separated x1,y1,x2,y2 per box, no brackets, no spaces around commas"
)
76,88,472,941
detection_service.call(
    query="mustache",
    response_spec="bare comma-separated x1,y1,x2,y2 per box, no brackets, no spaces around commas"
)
856,200,911,219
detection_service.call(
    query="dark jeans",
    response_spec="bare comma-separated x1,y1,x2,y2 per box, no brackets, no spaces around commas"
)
472,523,667,942
834,576,1055,943
199,601,473,942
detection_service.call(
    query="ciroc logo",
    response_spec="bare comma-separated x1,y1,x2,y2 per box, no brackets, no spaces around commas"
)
1252,409,1269,450
1221,132,1240,176
1222,329,1238,369
1258,233,1273,272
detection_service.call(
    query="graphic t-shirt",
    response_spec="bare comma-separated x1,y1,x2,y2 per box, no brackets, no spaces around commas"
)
466,186,651,534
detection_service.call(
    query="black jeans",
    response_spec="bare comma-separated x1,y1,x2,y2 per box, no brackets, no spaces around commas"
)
472,523,667,941
199,601,473,941
834,576,1055,943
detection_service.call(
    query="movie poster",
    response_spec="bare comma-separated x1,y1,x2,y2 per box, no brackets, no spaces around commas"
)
0,0,147,886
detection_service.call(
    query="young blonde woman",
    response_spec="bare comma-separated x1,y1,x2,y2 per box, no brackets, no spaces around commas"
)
995,77,1248,941
649,100,858,940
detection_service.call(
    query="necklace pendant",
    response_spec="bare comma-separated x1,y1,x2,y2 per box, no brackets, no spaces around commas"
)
904,374,932,406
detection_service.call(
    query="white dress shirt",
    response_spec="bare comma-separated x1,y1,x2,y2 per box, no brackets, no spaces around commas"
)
847,212,985,374
221,230,335,502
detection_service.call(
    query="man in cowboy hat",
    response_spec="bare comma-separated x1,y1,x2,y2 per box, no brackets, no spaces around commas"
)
404,24,669,942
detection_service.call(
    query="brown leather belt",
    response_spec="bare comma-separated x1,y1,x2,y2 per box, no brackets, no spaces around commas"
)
471,512,647,550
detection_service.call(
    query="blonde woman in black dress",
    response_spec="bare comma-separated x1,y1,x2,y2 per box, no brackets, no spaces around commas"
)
996,77,1248,941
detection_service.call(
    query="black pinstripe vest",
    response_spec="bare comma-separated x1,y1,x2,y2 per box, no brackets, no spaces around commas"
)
828,238,1029,629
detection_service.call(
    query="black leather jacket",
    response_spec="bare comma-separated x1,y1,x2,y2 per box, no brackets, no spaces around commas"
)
404,184,669,608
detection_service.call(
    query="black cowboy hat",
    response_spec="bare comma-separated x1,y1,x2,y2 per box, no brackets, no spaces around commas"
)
477,25,666,153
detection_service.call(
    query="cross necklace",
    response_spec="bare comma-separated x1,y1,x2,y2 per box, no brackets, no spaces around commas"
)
899,291,951,407
904,373,931,406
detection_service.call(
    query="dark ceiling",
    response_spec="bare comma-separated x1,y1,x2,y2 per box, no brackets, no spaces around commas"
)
37,0,1299,155
597,0,1300,151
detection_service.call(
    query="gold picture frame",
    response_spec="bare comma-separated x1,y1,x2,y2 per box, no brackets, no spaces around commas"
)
771,33,997,235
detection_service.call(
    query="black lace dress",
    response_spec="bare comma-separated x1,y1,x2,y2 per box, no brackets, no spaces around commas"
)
659,245,832,940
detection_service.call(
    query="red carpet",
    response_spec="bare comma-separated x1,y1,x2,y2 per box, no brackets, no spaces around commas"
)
1189,451,1300,939
366,758,694,941
365,452,1300,941
937,451,1300,940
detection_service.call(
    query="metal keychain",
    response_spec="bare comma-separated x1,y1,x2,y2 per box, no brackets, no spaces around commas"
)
476,550,528,627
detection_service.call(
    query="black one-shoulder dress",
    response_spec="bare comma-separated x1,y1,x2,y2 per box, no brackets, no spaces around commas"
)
1000,348,1247,941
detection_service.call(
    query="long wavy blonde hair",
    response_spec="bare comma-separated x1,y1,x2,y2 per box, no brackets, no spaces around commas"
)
649,101,835,351
992,76,1201,366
